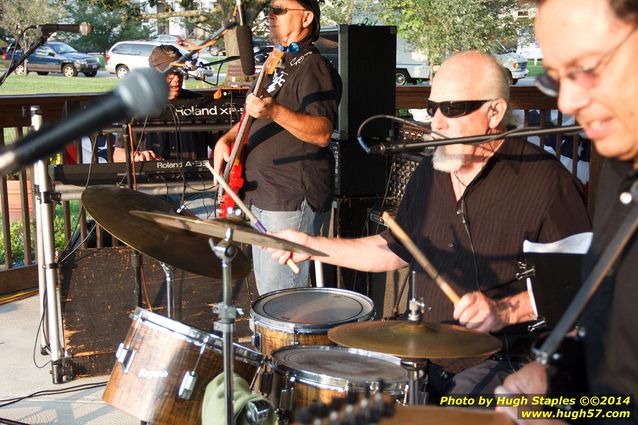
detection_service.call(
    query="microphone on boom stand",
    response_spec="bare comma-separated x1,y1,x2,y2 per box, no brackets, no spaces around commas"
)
356,114,584,155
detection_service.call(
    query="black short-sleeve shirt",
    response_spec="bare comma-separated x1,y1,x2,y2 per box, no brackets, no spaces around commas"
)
580,159,638,421
243,39,342,212
381,139,592,324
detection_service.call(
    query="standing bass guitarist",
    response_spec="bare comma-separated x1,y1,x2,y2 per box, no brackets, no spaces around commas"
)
213,0,342,295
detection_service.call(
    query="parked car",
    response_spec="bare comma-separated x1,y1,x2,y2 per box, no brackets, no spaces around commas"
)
493,43,529,85
106,41,167,78
105,40,207,79
1,41,24,61
12,42,99,77
151,34,184,46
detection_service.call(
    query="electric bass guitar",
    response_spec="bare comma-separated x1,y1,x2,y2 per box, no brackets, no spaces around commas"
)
217,45,286,217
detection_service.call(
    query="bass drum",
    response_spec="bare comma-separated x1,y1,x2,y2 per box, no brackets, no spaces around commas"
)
267,345,409,416
103,308,264,425
250,287,375,356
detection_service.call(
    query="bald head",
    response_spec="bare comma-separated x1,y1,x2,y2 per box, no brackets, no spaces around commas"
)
432,51,510,102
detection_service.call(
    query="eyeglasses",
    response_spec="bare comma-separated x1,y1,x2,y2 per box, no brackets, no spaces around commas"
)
536,26,638,98
426,99,491,118
265,5,306,15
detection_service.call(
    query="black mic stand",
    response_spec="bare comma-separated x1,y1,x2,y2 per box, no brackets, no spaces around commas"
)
0,26,57,86
356,113,583,155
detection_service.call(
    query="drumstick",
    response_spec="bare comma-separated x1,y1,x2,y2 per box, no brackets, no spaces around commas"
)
382,212,461,305
205,162,300,274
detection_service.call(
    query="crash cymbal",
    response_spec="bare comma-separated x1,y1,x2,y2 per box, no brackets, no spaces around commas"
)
81,186,251,279
328,320,502,360
129,210,327,257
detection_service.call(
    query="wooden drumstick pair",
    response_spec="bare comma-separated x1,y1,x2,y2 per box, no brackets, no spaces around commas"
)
382,212,461,305
205,162,300,274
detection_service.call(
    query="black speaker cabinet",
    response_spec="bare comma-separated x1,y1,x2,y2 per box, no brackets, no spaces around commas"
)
317,25,397,140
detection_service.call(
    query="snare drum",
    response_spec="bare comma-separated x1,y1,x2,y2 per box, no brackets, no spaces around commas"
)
267,346,409,415
103,308,264,425
250,288,375,356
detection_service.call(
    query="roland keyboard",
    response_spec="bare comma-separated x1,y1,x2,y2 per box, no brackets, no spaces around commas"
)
52,159,212,185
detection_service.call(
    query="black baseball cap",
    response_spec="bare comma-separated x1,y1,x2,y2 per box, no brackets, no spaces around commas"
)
297,0,321,41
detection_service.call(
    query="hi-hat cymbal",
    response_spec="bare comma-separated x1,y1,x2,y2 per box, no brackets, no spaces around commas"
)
328,320,502,360
81,186,251,279
130,210,327,257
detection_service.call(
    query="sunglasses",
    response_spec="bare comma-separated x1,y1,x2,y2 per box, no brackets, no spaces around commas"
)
426,99,491,118
536,26,638,98
265,5,306,15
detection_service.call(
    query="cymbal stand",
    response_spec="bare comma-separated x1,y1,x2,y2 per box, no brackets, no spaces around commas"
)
401,359,428,405
402,296,429,405
209,228,240,425
160,263,175,318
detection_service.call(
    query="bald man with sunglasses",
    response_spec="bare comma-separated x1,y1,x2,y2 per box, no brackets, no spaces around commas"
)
270,50,590,396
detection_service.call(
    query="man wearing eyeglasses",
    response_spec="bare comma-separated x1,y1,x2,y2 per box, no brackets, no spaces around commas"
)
113,45,217,218
269,50,590,396
213,0,341,295
495,0,638,423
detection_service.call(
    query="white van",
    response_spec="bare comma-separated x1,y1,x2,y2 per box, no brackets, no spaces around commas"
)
396,38,431,85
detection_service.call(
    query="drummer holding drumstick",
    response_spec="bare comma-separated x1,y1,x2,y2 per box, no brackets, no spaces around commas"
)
269,50,591,398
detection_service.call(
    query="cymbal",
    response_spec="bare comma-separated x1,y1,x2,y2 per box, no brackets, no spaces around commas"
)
328,320,502,360
81,186,251,279
129,210,327,257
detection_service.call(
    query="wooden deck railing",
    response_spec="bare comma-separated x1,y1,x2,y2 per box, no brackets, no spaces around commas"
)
0,86,598,290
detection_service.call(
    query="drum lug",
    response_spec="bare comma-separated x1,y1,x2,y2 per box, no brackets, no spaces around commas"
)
252,332,262,352
178,370,198,400
258,370,272,395
279,377,295,412
115,343,136,374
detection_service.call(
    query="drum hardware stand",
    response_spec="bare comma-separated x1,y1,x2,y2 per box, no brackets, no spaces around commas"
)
403,297,429,405
160,262,176,318
209,227,241,425
122,122,145,309
31,106,73,383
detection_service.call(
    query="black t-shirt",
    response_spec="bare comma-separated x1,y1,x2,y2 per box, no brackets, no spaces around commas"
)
114,89,213,160
580,158,638,423
243,39,342,212
381,139,591,324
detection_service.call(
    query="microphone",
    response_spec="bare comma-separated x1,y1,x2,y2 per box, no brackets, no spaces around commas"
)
236,25,255,75
364,125,583,155
0,69,168,175
37,22,93,36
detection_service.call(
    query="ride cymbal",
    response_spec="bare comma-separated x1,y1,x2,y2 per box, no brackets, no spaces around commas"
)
130,210,327,257
328,320,502,360
81,186,251,279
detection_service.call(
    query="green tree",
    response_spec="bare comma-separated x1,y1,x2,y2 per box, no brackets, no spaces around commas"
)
59,1,152,53
0,0,66,47
373,0,525,64
321,0,356,26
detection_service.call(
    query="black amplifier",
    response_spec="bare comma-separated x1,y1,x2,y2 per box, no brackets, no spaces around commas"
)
369,153,426,225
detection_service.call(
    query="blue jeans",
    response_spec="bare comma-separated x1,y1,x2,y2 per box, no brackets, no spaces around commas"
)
251,200,329,295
